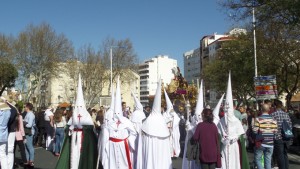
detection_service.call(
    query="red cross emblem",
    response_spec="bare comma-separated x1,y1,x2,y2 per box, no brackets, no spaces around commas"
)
116,120,121,128
77,114,82,123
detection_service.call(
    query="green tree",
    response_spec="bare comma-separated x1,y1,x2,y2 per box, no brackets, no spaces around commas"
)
203,33,257,105
13,23,74,105
258,22,300,108
0,60,18,96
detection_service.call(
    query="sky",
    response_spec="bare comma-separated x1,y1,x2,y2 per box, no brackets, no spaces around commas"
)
1,0,234,72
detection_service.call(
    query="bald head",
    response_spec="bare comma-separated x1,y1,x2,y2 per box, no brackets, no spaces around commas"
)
261,104,270,113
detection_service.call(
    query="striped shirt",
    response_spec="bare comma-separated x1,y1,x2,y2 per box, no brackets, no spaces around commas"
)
272,109,292,140
253,114,277,147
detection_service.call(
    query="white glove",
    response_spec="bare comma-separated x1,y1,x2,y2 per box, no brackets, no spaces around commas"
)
23,139,27,144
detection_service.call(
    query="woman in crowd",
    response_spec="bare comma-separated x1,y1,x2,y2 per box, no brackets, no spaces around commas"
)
14,104,27,167
95,109,104,135
53,108,66,156
44,106,54,151
192,108,221,169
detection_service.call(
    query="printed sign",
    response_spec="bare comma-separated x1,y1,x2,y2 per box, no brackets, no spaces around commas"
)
254,75,278,100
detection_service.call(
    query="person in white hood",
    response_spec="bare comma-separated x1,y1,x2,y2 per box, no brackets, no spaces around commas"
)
141,79,172,169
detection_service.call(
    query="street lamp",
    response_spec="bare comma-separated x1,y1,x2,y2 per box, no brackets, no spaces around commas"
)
252,3,258,77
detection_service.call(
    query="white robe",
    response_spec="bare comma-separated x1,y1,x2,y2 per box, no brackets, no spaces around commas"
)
70,128,82,169
102,118,137,169
218,117,245,169
142,132,172,169
132,121,143,169
171,113,181,157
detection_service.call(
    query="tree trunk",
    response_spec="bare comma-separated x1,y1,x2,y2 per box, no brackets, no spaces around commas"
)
0,85,7,96
286,93,293,110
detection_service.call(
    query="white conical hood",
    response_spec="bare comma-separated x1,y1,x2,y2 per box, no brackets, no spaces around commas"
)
72,74,93,127
224,72,244,137
194,80,204,122
164,88,173,115
213,93,224,125
225,72,235,120
114,76,123,119
104,86,115,123
132,91,143,111
130,91,146,123
142,78,169,137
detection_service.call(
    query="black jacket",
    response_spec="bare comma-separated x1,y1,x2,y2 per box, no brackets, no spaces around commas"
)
7,103,18,132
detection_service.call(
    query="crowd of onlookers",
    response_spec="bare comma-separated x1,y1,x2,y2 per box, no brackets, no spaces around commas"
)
1,94,300,169
230,99,299,169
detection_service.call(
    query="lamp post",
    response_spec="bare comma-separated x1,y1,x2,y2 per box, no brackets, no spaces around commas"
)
253,5,258,77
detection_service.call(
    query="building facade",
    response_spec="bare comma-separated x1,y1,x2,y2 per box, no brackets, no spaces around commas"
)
28,62,140,110
139,55,178,106
200,29,246,107
183,48,201,84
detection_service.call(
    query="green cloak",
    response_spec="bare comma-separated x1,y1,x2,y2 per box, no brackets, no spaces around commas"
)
239,136,250,169
55,125,102,169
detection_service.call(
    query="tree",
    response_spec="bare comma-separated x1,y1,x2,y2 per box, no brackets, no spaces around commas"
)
222,0,300,27
0,60,18,96
66,45,106,108
0,33,14,62
221,0,300,108
100,37,138,94
258,22,300,108
13,23,73,107
203,33,258,105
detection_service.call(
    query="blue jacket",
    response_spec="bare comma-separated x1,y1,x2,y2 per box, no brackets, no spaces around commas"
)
0,109,11,142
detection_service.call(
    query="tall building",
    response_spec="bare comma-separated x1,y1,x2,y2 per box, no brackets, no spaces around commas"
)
139,55,177,106
200,29,246,107
183,48,201,84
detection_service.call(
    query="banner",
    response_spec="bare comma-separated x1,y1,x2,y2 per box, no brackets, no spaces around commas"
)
254,75,278,100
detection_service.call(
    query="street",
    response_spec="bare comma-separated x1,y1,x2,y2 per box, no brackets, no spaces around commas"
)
14,146,300,169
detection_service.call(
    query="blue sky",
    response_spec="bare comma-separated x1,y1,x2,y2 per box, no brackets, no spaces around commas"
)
1,0,233,72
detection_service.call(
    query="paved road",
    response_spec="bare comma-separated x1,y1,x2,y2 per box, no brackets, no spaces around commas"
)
14,146,300,169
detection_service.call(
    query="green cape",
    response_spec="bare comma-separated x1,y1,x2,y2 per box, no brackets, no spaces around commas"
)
239,136,250,169
55,125,102,169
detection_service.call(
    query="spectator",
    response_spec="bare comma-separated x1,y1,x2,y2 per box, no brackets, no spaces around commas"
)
272,99,292,169
0,99,11,169
292,110,300,148
246,108,256,151
143,106,151,117
95,109,104,135
122,102,131,118
240,106,248,136
253,104,277,169
14,109,27,167
90,108,97,126
44,106,54,151
36,109,46,147
192,108,221,169
234,104,242,121
65,105,73,122
54,108,66,156
1,96,18,169
23,102,36,167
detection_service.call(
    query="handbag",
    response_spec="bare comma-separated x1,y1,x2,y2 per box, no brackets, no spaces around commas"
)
24,127,32,136
255,130,264,148
282,119,294,140
186,137,199,161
